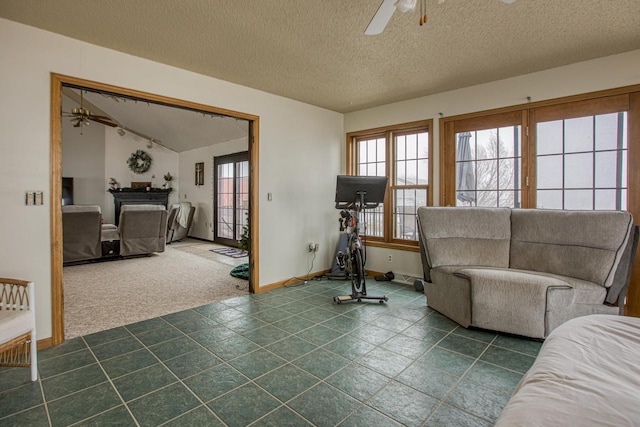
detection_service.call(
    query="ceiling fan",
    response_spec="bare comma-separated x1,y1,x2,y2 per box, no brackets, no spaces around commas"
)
365,0,517,35
62,90,119,128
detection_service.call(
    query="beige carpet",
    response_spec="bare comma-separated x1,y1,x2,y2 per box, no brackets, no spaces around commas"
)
63,239,249,339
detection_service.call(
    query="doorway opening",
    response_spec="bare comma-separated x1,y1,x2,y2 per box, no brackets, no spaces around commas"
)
50,73,260,346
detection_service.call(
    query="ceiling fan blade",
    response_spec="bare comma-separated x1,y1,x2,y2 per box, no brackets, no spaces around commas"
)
365,0,397,35
89,117,119,127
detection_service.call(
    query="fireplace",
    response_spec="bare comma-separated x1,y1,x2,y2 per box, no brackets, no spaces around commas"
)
109,188,172,225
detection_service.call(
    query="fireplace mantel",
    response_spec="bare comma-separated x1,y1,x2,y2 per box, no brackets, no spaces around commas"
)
109,188,172,225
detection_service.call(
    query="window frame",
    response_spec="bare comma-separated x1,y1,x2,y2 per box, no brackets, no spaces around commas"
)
347,119,433,251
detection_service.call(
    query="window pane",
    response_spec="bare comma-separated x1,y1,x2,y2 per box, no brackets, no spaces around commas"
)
595,189,617,210
417,159,428,183
595,151,618,188
367,139,377,163
537,155,562,189
564,190,592,210
498,190,519,208
476,191,498,207
406,134,417,160
396,160,405,184
396,136,406,160
565,116,593,153
564,153,593,188
498,158,517,190
537,120,563,155
498,126,520,158
393,189,419,240
405,160,417,185
476,160,498,190
595,113,620,151
537,190,562,209
377,138,386,161
418,133,429,158
476,130,496,160
363,206,384,238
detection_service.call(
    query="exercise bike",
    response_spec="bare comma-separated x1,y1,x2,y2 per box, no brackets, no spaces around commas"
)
333,175,389,305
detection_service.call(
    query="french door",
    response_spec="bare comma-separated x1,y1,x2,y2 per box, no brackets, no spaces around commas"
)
214,152,249,247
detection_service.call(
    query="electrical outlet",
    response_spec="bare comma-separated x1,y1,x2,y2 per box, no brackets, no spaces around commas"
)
308,241,315,252
388,254,393,262
314,243,319,252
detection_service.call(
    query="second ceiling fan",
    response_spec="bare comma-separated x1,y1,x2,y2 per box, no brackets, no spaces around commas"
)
365,0,516,35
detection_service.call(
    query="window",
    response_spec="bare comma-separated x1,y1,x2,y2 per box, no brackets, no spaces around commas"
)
532,97,629,211
455,125,522,208
348,120,433,249
442,90,638,215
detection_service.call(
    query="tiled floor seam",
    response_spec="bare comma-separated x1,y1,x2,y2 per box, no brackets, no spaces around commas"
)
421,333,502,426
107,325,229,426
80,335,142,427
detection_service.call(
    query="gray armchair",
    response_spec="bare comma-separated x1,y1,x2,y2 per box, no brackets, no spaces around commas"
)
62,205,102,263
166,202,195,243
118,204,168,256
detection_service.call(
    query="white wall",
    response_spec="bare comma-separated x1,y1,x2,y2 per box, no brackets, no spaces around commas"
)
0,18,343,341
344,49,640,279
61,97,106,208
178,137,249,240
103,128,180,223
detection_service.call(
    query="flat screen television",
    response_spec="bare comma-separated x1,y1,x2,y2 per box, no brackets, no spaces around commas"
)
62,177,74,206
335,175,388,209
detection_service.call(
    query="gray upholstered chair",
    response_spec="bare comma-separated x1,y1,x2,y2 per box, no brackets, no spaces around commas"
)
118,204,168,256
62,205,102,263
166,202,195,243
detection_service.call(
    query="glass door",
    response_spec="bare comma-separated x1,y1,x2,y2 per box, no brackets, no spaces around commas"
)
214,152,249,247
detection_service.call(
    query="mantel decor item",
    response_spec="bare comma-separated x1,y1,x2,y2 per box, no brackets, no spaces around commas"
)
195,162,204,186
163,172,173,189
127,150,152,174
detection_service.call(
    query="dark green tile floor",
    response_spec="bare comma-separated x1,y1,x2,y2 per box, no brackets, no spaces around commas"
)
0,279,542,426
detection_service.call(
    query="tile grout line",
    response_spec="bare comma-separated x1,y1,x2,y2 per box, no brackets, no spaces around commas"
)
66,335,142,427
421,333,503,426
121,322,231,426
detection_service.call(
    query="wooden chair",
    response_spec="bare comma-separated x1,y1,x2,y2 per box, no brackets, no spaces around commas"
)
0,279,37,381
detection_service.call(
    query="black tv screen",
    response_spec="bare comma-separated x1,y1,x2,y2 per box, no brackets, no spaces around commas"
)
62,177,73,206
335,175,388,209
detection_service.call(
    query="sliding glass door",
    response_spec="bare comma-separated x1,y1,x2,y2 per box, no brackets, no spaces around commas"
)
214,152,249,247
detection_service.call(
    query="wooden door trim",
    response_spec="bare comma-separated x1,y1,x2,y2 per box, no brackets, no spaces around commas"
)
50,73,260,344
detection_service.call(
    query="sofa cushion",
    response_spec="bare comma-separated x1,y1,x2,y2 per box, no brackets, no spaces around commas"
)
417,207,511,269
510,209,633,287
456,268,572,338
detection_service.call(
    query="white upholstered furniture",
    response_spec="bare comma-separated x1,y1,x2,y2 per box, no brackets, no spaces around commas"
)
166,202,195,243
495,314,640,426
0,279,37,381
417,207,638,338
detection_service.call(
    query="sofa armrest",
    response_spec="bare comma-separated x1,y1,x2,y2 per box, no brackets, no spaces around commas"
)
605,224,639,310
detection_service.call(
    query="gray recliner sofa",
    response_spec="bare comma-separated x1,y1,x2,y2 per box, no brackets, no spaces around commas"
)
116,204,168,256
416,207,638,339
62,205,102,264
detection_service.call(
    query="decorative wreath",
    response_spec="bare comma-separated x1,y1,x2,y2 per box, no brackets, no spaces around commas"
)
127,150,152,174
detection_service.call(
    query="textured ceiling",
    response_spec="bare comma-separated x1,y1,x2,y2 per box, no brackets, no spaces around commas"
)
1,0,639,113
